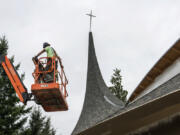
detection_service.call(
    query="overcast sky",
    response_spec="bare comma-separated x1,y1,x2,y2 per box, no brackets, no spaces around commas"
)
1,0,180,135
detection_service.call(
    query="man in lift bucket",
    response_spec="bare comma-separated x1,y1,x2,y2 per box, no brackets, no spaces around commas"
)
34,42,63,83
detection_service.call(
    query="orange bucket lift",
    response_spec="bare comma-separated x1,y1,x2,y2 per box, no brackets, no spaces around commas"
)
0,55,68,112
31,57,68,112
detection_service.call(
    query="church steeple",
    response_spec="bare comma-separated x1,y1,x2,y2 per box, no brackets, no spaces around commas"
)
72,18,124,135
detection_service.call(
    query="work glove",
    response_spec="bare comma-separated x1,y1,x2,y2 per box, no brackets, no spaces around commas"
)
32,56,38,61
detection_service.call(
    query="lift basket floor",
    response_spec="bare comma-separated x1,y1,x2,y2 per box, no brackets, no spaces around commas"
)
31,83,68,112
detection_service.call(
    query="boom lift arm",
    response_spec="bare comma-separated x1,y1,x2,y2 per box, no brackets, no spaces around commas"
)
0,55,31,104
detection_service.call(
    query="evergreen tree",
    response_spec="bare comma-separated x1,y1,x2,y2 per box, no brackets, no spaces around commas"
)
109,68,128,102
0,36,31,135
0,36,56,135
23,107,56,135
41,117,56,135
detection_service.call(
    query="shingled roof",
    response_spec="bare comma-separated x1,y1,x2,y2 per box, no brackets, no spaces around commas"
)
77,38,180,135
72,32,124,135
79,73,180,135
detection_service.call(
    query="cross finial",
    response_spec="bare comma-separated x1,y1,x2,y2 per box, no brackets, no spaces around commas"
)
86,10,96,31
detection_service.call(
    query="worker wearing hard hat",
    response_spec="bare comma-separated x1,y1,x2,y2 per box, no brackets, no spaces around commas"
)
34,42,63,82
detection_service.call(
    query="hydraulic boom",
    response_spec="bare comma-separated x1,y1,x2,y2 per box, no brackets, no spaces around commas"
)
0,55,30,104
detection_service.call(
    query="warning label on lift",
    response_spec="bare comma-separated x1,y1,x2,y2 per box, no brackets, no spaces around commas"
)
41,84,48,87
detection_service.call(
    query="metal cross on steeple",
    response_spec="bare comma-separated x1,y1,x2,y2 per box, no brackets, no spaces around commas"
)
86,10,96,31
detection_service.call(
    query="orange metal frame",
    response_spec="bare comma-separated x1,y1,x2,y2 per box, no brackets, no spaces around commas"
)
32,57,68,98
1,56,28,103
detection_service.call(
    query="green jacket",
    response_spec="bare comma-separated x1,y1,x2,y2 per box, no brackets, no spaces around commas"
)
45,46,55,57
